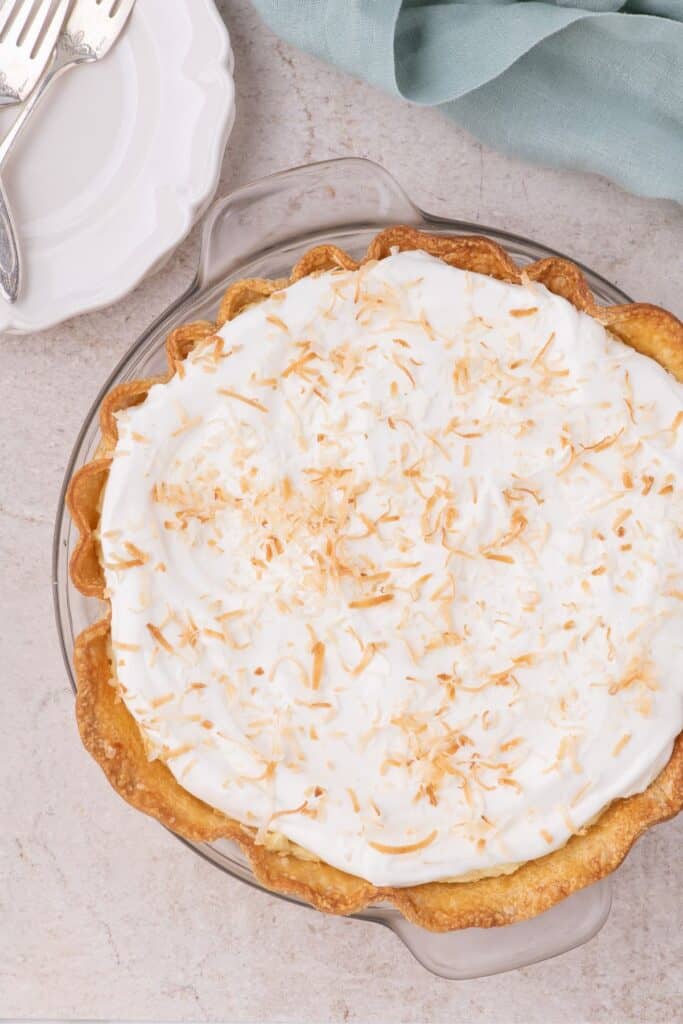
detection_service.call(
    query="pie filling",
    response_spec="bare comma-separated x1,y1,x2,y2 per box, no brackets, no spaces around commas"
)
100,250,683,886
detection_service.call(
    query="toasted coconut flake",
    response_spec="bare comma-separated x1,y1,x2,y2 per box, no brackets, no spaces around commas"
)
557,443,578,477
311,641,326,690
500,737,523,752
445,420,482,439
215,609,248,622
266,314,290,333
344,641,385,677
505,485,544,506
560,807,577,834
123,541,149,564
427,432,450,460
218,388,268,413
452,358,471,394
171,416,202,437
263,802,308,831
509,306,539,318
369,830,438,855
668,410,683,437
500,777,523,794
582,428,624,454
203,627,227,642
282,351,319,379
430,576,456,603
609,659,655,696
157,743,193,762
484,552,515,565
612,508,632,534
104,554,147,571
570,781,592,808
409,573,432,601
241,761,277,783
349,593,394,609
392,354,416,388
146,623,174,654
268,656,310,688
612,733,632,756
531,332,555,365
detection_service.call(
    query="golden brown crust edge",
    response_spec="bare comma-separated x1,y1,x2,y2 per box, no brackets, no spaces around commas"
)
67,227,683,931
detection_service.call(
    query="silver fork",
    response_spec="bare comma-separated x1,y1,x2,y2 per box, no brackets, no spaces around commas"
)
0,0,71,300
0,0,136,303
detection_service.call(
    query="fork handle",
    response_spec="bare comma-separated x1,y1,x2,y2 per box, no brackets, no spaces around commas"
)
0,56,68,167
0,175,19,302
0,56,71,302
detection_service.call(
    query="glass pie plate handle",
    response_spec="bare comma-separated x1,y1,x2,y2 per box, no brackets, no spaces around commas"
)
180,833,612,980
54,158,625,979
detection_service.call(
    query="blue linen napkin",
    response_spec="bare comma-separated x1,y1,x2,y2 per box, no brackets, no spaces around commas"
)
250,1,683,203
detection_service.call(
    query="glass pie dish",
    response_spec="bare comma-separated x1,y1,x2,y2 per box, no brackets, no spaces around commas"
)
53,157,630,979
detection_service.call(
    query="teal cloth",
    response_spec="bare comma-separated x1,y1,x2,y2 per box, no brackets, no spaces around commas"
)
250,1,683,203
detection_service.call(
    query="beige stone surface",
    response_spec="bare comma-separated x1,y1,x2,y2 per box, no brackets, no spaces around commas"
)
1,1,682,1021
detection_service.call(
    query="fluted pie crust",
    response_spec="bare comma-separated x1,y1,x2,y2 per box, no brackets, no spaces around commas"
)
68,227,683,931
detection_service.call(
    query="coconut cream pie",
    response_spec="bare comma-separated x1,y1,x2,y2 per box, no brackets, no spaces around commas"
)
69,228,683,930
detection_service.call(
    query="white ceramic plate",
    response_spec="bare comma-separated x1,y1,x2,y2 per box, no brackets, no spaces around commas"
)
0,0,235,334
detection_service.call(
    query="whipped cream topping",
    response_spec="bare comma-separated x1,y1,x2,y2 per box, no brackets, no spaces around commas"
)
101,250,683,886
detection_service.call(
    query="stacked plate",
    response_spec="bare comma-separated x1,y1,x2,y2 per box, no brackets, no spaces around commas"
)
0,0,235,333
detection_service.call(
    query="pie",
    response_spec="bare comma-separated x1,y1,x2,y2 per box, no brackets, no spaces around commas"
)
68,227,683,931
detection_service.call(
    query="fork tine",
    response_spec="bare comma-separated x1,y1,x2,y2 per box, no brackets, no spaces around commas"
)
108,0,136,30
5,0,40,44
26,0,69,57
23,0,66,54
0,0,25,38
96,0,119,16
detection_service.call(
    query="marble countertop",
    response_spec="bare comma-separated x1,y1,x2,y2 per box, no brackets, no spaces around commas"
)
2,1,681,1021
